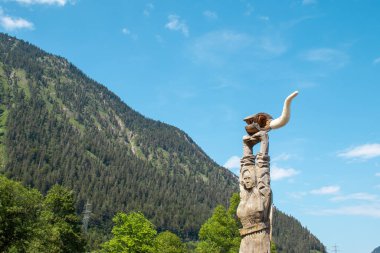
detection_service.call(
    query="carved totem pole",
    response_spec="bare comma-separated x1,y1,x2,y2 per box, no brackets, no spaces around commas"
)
237,91,298,253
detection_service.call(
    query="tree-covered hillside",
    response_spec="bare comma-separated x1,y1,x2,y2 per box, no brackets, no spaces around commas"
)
372,246,380,253
0,33,326,252
0,32,238,240
272,207,326,253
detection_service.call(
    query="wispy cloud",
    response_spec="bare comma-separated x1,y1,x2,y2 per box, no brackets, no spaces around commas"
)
376,172,380,177
330,192,378,202
143,3,154,17
10,0,72,6
310,185,340,195
302,0,317,5
244,3,254,16
273,153,293,162
259,36,287,55
302,48,349,68
310,204,380,218
257,16,269,21
271,165,299,181
373,57,380,65
190,30,287,66
288,191,308,199
223,155,240,175
203,10,218,20
165,14,189,37
224,155,240,169
122,28,130,35
338,143,380,160
190,30,251,66
0,11,33,31
121,28,138,40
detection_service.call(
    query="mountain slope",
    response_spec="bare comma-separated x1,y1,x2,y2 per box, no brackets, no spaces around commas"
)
0,33,326,252
372,246,380,253
0,33,238,239
272,208,326,253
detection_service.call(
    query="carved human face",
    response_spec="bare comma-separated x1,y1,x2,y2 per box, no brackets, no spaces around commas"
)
242,170,255,189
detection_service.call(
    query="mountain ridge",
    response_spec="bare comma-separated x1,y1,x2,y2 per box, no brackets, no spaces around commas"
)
0,33,326,252
0,32,238,240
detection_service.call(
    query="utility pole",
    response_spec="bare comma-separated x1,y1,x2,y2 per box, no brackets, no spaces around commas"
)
332,244,339,253
82,201,91,234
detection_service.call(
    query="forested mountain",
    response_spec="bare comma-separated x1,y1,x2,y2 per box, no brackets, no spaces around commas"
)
0,32,326,251
0,32,238,240
272,208,326,253
372,246,380,253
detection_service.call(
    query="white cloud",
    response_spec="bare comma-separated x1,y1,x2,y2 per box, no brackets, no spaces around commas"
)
338,144,380,160
331,192,378,202
121,28,138,40
302,48,349,67
271,165,299,181
224,155,240,169
258,16,269,21
273,153,292,162
203,10,218,20
259,37,287,55
190,30,287,66
143,3,154,17
373,57,380,65
11,0,71,6
376,172,380,177
165,14,189,37
122,28,130,35
302,0,317,5
288,191,308,199
0,13,33,31
310,185,340,195
311,204,380,218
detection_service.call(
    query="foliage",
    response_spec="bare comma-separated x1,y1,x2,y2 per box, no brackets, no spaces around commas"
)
271,241,278,253
42,185,86,252
101,212,157,253
0,175,85,252
155,231,185,253
0,175,42,252
0,32,238,246
197,204,240,253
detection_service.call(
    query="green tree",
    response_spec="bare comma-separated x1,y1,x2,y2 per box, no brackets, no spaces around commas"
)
0,175,43,252
195,240,221,253
155,231,185,253
42,185,86,252
101,212,157,253
196,205,240,253
227,193,239,218
271,241,278,253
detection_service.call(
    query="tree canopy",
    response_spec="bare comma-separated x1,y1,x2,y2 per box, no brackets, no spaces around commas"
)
101,212,157,253
0,175,85,253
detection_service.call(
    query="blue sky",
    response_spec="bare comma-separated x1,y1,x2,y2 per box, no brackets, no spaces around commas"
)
1,0,380,252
